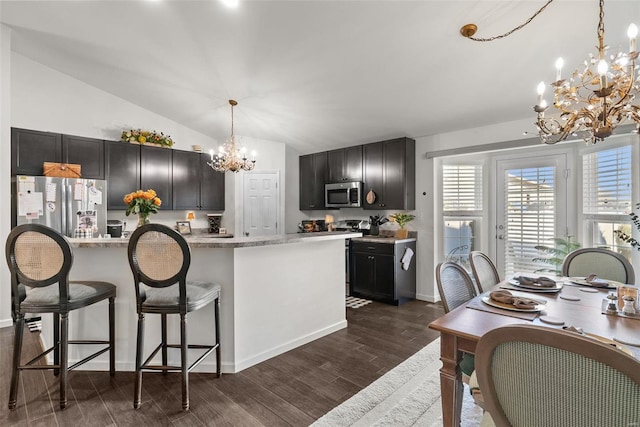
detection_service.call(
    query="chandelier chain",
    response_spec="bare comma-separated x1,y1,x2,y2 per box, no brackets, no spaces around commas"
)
466,0,555,42
597,0,605,42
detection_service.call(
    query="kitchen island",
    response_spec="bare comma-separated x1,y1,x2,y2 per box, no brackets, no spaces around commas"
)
42,231,360,374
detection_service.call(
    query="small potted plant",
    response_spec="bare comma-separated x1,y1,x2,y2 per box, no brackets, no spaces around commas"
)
389,212,415,239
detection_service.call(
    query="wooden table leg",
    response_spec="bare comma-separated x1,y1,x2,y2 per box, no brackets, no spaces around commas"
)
439,333,463,427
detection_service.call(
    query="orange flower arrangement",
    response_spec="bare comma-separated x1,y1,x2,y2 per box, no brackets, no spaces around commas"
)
124,189,162,217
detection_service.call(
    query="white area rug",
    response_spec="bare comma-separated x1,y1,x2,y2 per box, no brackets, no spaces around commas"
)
312,338,483,426
346,296,373,309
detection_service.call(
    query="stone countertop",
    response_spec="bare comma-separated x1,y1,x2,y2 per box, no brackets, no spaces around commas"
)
67,231,362,249
351,236,417,244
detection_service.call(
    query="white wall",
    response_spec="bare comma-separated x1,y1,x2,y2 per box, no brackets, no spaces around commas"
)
11,54,217,151
0,24,13,327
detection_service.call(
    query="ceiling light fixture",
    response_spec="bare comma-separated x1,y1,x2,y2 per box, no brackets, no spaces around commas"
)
462,0,640,145
220,0,239,8
208,99,256,173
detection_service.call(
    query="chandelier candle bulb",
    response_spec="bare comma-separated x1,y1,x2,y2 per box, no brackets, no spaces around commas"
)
597,59,608,88
555,57,564,81
628,23,638,52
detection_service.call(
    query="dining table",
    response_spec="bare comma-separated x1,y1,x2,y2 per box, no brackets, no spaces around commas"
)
428,276,640,427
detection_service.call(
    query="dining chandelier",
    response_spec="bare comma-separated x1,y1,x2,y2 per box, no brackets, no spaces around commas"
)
208,99,256,173
461,0,640,145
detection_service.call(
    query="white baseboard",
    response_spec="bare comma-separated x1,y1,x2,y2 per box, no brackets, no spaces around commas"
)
0,318,13,329
415,293,438,303
38,320,349,375
232,320,348,373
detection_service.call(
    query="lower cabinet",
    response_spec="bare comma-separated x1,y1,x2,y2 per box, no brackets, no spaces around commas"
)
349,240,416,305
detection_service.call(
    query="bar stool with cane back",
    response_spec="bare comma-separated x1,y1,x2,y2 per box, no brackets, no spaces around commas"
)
6,224,116,410
127,223,221,411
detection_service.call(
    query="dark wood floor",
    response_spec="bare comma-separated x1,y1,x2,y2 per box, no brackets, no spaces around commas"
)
0,300,444,426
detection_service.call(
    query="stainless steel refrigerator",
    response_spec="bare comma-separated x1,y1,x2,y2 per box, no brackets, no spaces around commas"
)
16,175,108,237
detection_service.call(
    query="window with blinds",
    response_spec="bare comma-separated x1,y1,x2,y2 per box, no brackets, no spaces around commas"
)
583,146,632,214
442,164,483,268
582,145,632,258
443,165,483,214
504,166,556,275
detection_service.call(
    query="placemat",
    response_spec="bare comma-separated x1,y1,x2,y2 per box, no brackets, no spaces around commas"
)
466,296,540,321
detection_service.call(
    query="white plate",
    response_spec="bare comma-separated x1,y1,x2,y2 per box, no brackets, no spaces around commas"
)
508,279,563,293
569,277,620,288
481,296,546,312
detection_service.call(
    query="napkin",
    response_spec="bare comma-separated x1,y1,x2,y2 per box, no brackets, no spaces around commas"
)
490,290,540,309
585,274,609,286
516,275,557,288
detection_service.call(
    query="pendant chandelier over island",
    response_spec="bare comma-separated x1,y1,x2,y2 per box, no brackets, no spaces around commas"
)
208,99,256,173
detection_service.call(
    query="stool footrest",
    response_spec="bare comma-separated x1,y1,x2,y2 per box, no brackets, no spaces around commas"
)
140,343,219,373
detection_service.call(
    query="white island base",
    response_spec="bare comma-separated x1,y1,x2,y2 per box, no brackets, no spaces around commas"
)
41,233,357,373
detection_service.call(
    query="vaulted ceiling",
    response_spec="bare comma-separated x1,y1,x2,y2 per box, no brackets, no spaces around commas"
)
2,0,639,153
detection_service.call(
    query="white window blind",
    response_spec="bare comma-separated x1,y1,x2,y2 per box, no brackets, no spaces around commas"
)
443,164,483,213
583,146,632,214
504,167,556,274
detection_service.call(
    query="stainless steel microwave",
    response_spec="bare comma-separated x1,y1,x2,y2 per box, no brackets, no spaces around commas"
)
325,182,362,208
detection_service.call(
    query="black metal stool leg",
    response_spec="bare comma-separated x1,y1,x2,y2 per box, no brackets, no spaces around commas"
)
161,313,168,375
180,313,189,411
134,313,145,409
53,312,60,376
214,298,221,377
109,297,115,376
8,315,25,410
59,313,68,409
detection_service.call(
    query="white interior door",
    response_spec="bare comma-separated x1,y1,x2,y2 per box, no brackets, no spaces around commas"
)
496,154,568,276
243,172,279,237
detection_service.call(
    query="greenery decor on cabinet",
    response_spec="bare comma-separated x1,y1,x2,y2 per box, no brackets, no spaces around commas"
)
121,129,174,148
389,212,415,239
124,189,162,226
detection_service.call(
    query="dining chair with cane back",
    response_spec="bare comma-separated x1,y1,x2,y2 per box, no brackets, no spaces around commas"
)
127,223,221,411
6,224,116,410
562,247,635,284
436,261,478,313
435,261,483,406
475,324,640,427
470,251,501,294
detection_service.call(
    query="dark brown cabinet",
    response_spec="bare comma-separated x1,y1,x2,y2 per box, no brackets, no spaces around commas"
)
350,240,416,305
199,154,225,211
106,141,140,210
299,152,327,210
11,128,62,176
141,145,173,210
11,128,106,179
327,145,362,182
172,151,225,211
363,137,415,210
62,134,105,179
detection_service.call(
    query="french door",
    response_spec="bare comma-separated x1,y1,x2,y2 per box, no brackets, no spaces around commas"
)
496,154,568,276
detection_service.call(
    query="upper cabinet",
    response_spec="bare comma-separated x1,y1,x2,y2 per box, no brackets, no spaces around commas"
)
141,145,173,210
11,128,62,176
299,152,328,210
362,137,415,210
106,141,140,210
11,128,106,179
62,134,105,179
11,128,225,213
199,154,225,211
173,151,225,211
327,145,362,182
